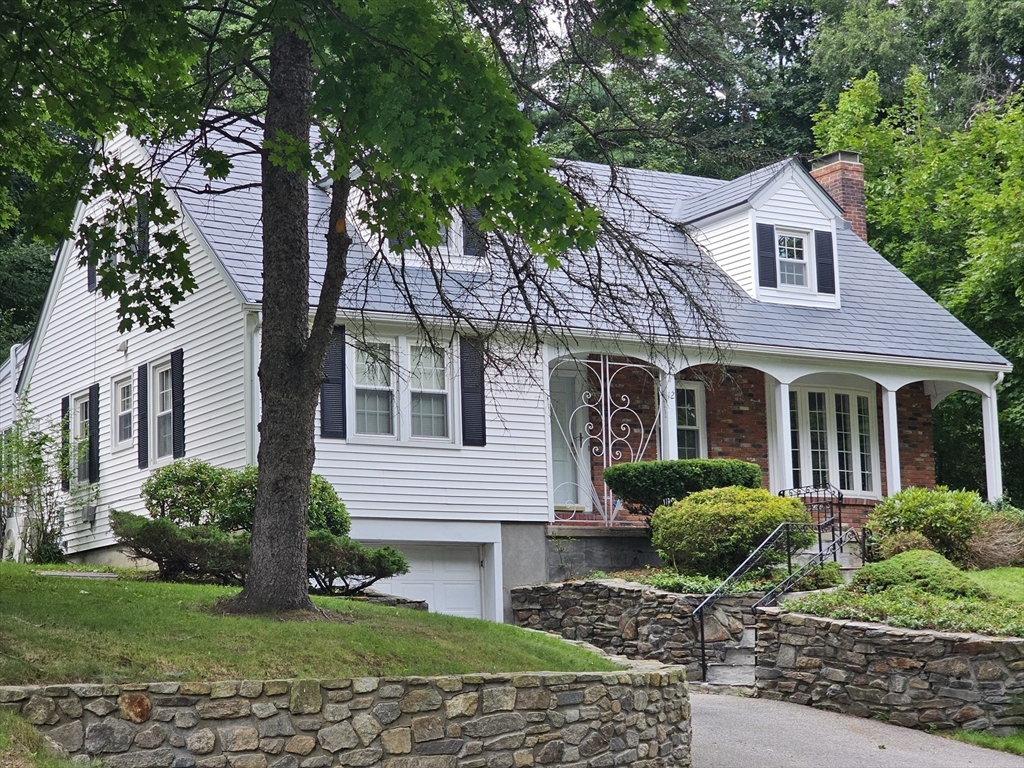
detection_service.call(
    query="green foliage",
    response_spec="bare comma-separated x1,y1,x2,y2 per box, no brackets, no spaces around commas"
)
110,510,250,585
878,531,934,560
604,459,762,515
867,486,986,565
951,728,1024,758
787,585,1024,637
141,460,350,537
0,709,96,768
793,561,843,591
0,241,52,363
650,486,812,577
850,550,989,600
141,459,228,526
307,530,408,596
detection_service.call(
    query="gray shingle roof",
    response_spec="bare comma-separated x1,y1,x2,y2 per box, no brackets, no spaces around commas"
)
161,139,1008,370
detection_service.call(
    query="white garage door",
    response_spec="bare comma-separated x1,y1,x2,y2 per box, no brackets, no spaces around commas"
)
371,543,483,619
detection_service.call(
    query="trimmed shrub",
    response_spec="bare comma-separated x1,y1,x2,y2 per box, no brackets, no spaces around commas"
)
213,465,350,537
878,530,934,560
307,530,409,596
850,550,989,599
867,486,985,566
650,486,813,577
141,459,228,526
110,510,250,585
604,459,762,515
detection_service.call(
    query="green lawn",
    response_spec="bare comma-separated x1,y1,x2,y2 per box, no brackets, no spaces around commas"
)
0,563,618,684
968,568,1024,603
950,728,1024,757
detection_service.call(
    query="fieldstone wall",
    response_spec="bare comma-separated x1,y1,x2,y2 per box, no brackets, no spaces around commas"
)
755,608,1024,733
0,670,691,768
511,580,759,679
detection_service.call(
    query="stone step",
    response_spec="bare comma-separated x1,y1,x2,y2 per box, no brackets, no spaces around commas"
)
705,663,755,686
737,627,756,649
724,647,755,666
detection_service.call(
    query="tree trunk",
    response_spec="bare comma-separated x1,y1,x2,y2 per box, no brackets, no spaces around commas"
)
228,27,317,613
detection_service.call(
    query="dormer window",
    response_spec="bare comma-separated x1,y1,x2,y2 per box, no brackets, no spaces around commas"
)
776,231,808,287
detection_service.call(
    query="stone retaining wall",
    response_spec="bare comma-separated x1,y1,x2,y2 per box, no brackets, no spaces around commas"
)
511,580,759,679
0,670,691,768
755,608,1024,733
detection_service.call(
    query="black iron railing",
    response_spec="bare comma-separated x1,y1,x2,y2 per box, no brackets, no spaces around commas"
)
780,483,844,547
692,514,837,681
753,527,861,610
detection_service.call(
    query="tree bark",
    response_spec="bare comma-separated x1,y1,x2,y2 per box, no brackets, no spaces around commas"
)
228,26,317,613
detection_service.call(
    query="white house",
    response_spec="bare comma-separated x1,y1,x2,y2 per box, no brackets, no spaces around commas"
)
4,133,1010,622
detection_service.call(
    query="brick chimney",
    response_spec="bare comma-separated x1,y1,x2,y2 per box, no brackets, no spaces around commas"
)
810,150,867,241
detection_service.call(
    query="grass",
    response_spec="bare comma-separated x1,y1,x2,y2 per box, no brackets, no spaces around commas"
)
785,567,1024,637
949,728,1024,756
0,710,95,767
0,563,618,684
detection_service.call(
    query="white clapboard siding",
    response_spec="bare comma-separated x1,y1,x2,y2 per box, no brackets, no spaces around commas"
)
314,357,551,523
23,133,249,554
757,177,834,232
688,211,754,297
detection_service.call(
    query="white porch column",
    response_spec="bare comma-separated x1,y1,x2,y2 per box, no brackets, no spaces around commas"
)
882,387,901,496
660,371,678,460
773,379,793,493
982,386,1003,501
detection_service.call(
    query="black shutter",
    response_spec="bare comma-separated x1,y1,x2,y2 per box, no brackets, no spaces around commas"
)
320,326,347,439
171,348,185,458
88,383,99,484
460,337,486,447
60,396,70,491
756,223,778,288
87,262,97,293
135,193,150,258
815,230,836,294
137,364,148,469
463,208,485,257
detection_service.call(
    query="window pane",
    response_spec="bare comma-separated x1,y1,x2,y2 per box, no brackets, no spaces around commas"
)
118,382,133,443
789,390,801,488
676,387,697,428
118,413,132,443
858,395,873,492
412,392,448,437
76,399,89,482
356,344,391,388
807,391,828,486
411,346,445,391
119,383,132,413
677,428,699,459
159,368,172,412
779,261,806,286
777,234,804,261
835,393,853,491
356,390,394,435
157,412,173,458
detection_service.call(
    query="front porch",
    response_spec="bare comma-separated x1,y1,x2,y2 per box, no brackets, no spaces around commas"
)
545,347,1004,528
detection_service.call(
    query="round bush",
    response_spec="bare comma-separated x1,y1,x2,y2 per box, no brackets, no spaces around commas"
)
867,486,985,566
966,511,1024,569
850,549,989,599
141,459,228,526
878,530,934,560
650,486,813,577
214,466,349,536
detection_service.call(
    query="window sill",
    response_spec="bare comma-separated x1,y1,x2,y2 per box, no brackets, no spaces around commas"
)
343,435,462,450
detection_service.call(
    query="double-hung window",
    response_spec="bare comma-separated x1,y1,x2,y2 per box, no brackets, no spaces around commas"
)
777,230,808,288
113,377,133,449
153,363,174,460
355,343,395,436
789,387,876,496
676,383,706,459
410,345,448,438
72,394,91,483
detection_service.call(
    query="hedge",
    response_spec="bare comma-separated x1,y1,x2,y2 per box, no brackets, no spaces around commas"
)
604,458,762,515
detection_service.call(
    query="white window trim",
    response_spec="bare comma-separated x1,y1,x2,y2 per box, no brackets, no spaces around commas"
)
354,340,397,438
789,384,880,499
71,392,91,485
151,360,174,464
111,375,134,452
675,381,707,459
347,334,459,447
774,227,816,294
409,344,451,440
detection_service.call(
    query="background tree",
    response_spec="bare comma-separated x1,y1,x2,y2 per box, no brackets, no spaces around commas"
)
815,70,1024,503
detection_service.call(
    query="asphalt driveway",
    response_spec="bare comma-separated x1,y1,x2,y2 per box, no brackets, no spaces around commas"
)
690,692,1022,768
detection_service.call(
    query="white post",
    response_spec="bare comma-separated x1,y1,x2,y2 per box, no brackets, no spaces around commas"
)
882,387,901,496
982,386,1003,501
661,370,678,461
774,379,792,493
